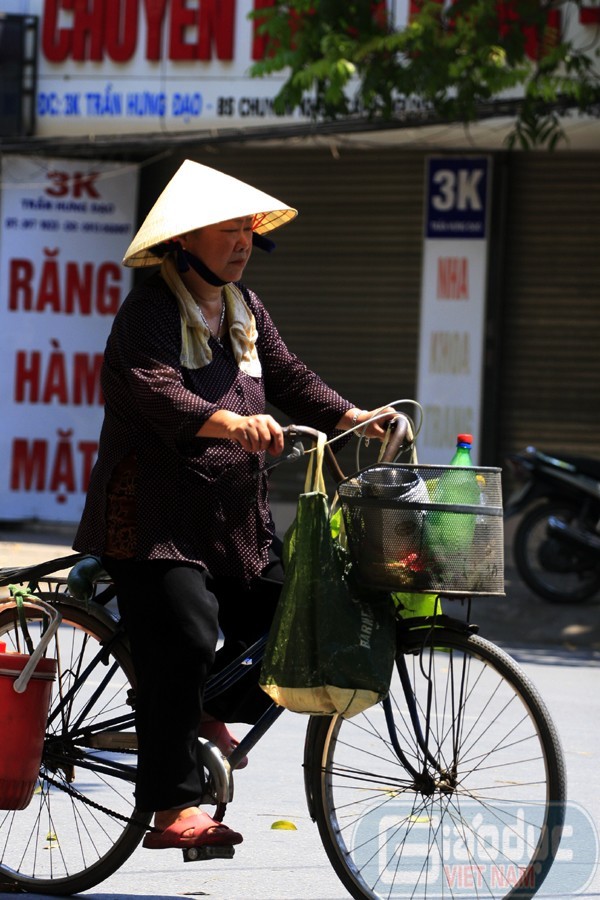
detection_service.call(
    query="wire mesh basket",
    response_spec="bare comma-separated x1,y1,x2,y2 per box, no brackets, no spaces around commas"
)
338,463,504,596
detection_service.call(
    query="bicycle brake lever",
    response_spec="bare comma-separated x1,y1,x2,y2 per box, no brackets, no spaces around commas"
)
263,441,305,473
288,441,305,459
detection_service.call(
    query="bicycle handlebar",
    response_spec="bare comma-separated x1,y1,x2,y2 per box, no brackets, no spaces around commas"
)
379,414,409,463
274,414,412,483
281,424,323,442
281,413,410,447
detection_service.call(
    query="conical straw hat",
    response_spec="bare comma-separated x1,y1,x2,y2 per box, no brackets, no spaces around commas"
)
123,159,298,267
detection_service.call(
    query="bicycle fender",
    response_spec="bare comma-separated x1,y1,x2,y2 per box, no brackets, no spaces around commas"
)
20,591,121,633
303,715,327,822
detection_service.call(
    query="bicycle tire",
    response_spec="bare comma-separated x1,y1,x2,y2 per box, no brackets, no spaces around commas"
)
514,500,600,603
0,593,151,895
305,626,567,900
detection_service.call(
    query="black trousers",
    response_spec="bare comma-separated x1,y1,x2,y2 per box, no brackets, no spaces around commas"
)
102,554,283,813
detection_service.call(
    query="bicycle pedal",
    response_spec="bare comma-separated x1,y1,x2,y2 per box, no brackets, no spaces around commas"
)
182,845,236,863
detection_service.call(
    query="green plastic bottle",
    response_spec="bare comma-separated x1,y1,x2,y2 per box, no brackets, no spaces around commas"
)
450,433,475,468
427,434,480,557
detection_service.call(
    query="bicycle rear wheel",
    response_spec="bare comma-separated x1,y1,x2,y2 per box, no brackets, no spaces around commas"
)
0,594,150,895
306,625,566,900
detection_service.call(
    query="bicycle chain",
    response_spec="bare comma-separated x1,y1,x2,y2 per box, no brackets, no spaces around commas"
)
43,771,151,831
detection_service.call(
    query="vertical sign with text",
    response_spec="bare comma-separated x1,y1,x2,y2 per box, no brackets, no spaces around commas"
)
0,155,138,522
416,156,491,464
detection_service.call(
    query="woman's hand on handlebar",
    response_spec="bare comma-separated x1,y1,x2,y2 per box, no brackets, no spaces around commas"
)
197,411,285,456
198,405,402,454
337,406,399,440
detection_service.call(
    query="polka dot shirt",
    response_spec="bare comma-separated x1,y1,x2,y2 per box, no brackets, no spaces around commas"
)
74,272,353,581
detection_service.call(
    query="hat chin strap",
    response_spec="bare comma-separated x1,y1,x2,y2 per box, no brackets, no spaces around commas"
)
173,231,276,287
175,244,228,287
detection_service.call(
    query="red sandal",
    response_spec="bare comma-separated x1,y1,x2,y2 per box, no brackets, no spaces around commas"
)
199,720,248,769
142,811,243,850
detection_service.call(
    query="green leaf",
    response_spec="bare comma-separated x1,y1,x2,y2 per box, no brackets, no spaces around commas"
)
247,0,600,150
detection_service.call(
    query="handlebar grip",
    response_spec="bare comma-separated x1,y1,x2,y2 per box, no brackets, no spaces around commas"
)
280,424,345,482
379,414,410,463
281,424,322,440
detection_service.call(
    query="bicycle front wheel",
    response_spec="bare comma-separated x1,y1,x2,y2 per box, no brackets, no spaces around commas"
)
0,594,150,895
306,626,566,900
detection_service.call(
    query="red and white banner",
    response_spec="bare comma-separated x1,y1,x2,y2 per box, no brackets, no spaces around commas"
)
0,155,138,521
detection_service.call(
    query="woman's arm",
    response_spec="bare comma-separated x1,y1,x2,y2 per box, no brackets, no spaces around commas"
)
196,410,284,455
335,406,398,439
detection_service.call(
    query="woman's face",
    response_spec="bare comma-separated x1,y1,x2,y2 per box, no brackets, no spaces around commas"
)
181,216,254,282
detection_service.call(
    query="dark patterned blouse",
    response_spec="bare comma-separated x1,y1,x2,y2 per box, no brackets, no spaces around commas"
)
73,273,353,581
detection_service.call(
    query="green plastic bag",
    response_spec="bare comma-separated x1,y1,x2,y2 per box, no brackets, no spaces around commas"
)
260,434,396,719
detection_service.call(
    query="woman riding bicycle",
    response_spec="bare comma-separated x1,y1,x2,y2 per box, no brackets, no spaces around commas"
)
73,159,395,852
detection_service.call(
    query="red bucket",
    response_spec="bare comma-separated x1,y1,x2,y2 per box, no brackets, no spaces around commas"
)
0,641,57,810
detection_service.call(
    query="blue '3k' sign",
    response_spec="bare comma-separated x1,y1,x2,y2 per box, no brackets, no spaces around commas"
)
425,157,489,239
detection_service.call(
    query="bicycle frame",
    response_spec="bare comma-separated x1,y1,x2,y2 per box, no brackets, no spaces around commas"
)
201,604,478,787
7,584,473,822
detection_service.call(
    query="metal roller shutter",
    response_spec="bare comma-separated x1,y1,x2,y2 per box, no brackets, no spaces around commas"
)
209,146,424,403
498,152,600,462
188,146,427,495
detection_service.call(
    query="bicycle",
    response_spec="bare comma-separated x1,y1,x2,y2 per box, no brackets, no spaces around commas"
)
0,421,567,899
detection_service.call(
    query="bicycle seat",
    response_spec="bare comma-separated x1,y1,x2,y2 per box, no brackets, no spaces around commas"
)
67,556,109,603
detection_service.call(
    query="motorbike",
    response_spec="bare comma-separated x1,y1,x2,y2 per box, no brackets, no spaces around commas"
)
504,445,600,604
